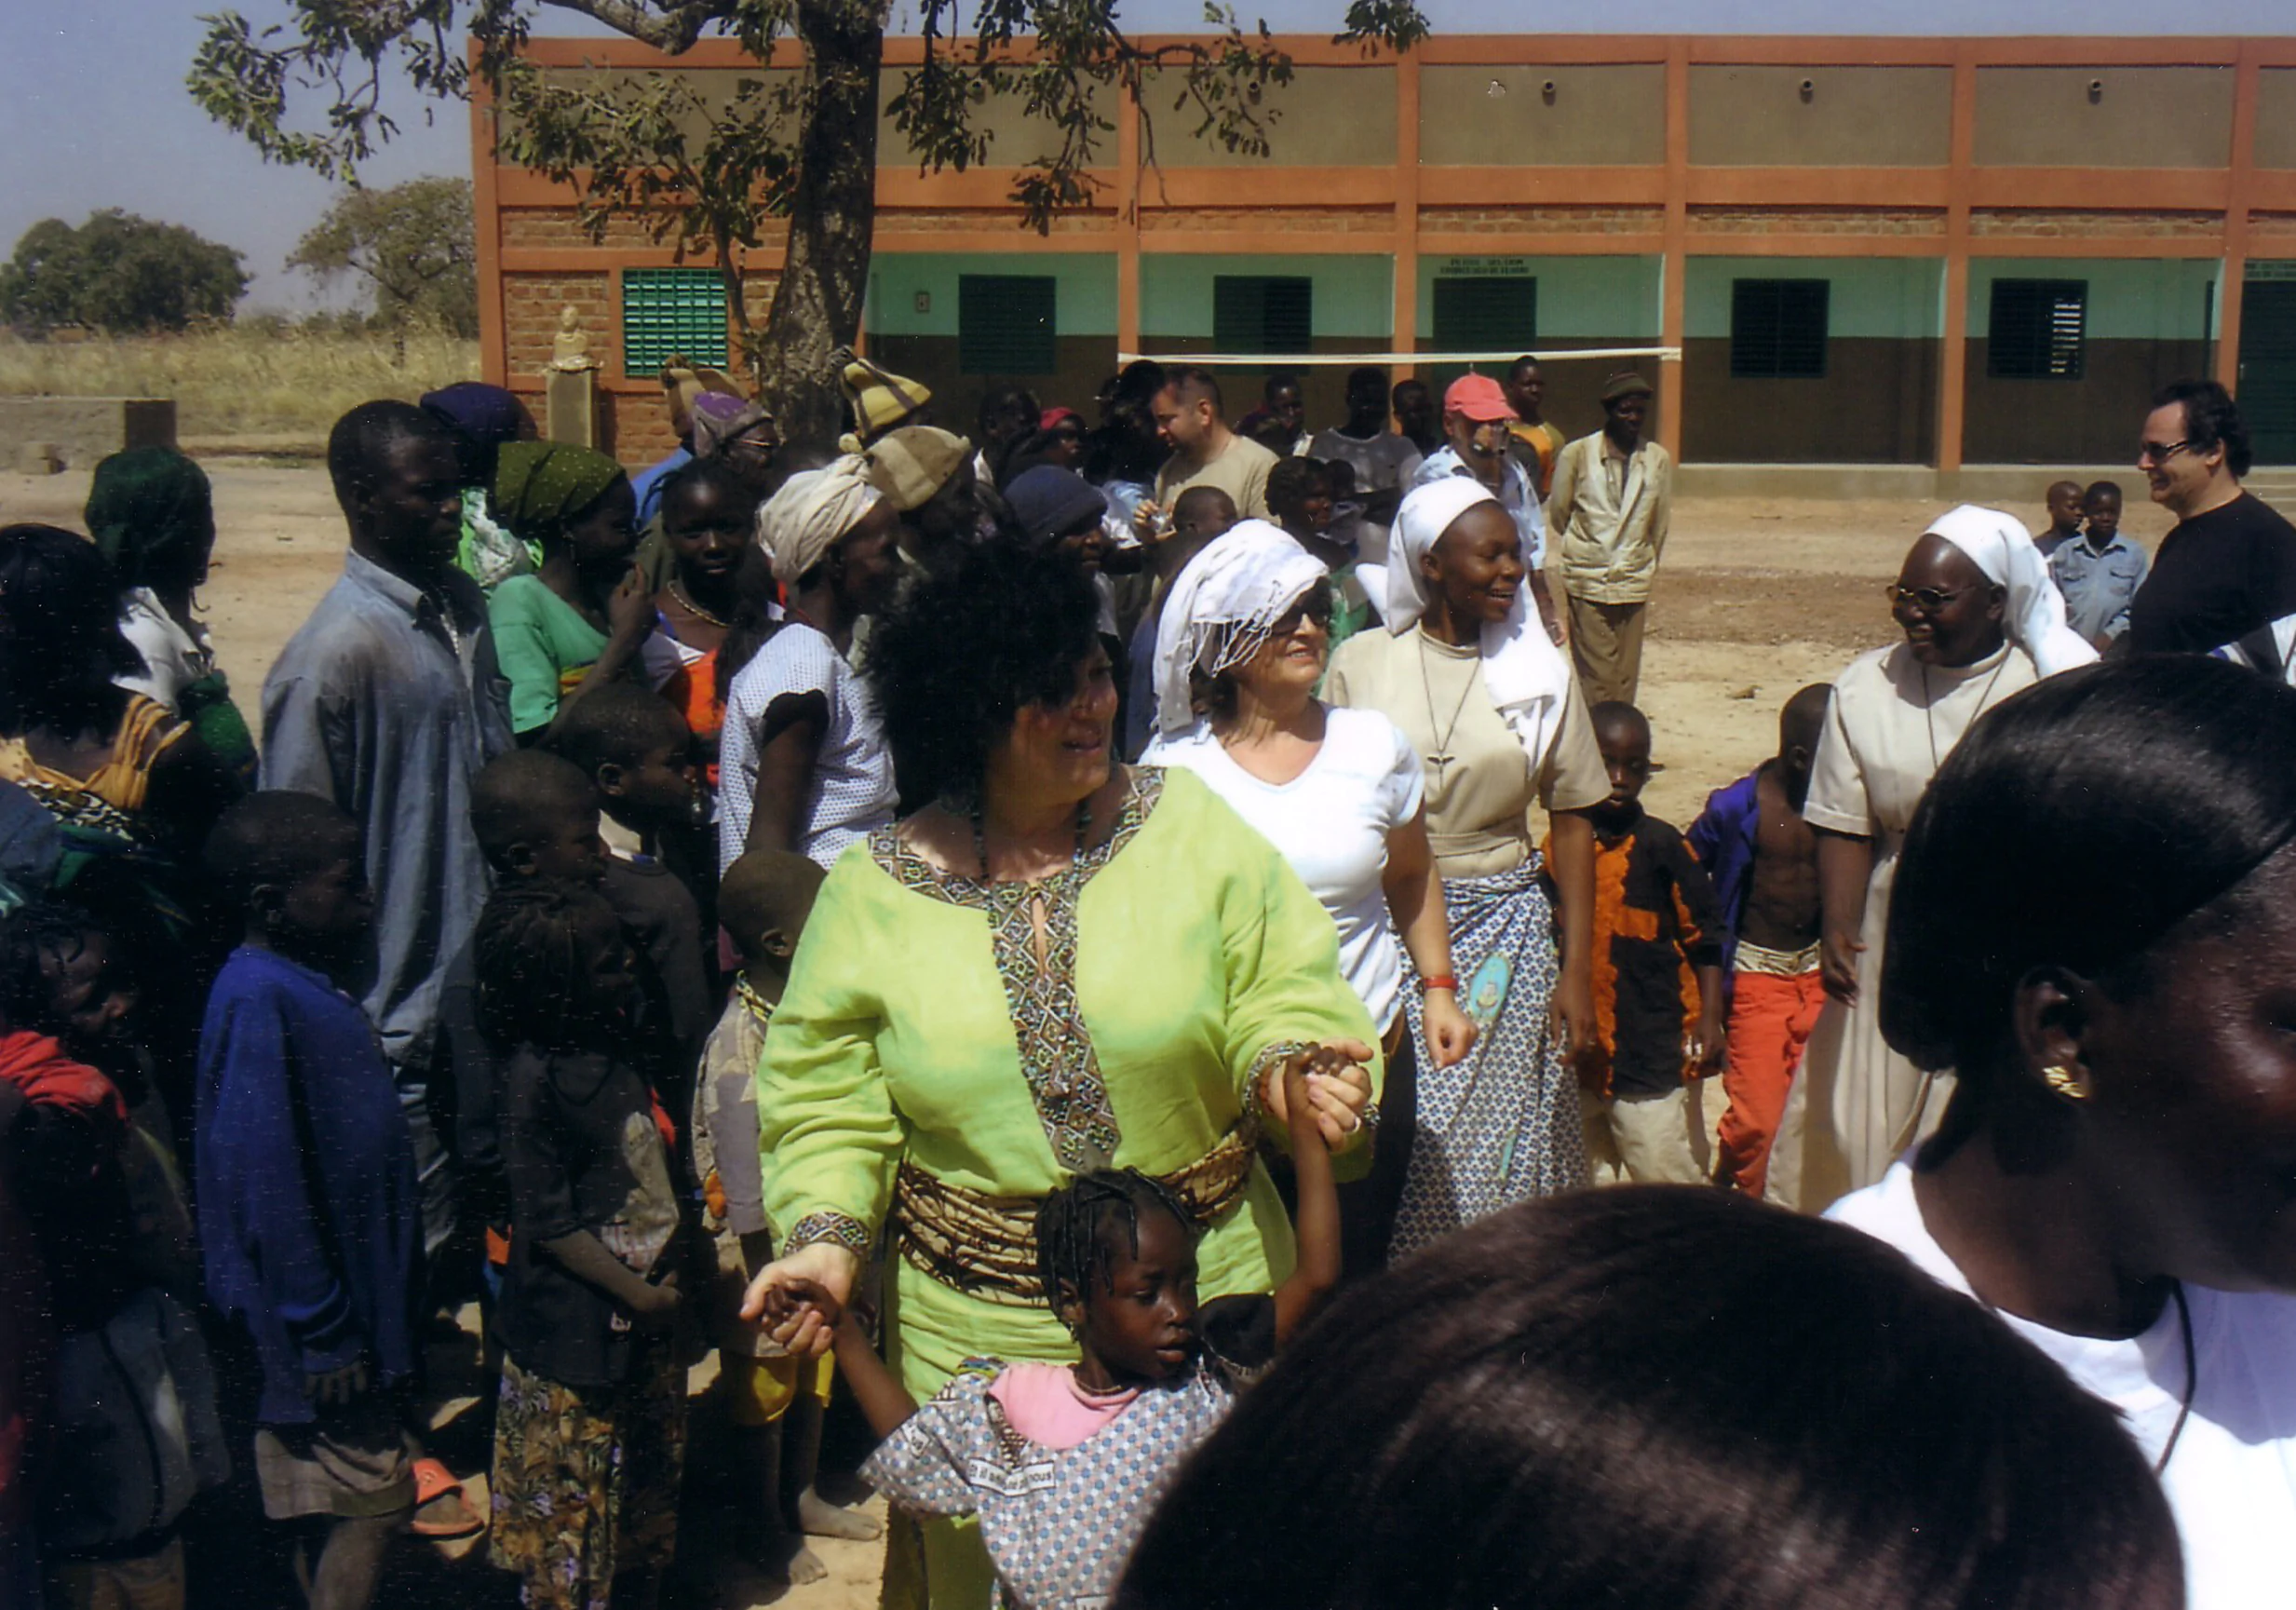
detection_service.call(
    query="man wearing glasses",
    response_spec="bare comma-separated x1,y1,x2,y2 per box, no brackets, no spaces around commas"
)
2123,379,2296,655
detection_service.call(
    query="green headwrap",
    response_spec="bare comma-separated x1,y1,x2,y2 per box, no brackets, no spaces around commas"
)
83,447,214,589
492,441,628,543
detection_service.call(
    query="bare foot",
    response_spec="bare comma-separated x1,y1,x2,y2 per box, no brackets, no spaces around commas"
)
779,1540,829,1586
798,1487,883,1541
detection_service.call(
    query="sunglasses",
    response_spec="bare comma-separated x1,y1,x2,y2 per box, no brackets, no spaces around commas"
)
1885,583,1974,615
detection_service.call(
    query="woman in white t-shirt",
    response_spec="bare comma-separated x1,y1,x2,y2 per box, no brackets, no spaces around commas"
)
1828,655,2296,1610
1143,521,1475,1275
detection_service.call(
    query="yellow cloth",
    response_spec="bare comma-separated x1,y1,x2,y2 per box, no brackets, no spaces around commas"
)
723,1353,833,1428
755,765,1380,1402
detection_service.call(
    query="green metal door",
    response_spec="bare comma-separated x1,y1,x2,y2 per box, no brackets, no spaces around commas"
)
2241,279,2296,467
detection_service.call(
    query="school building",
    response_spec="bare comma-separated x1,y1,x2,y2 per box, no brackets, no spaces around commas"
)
472,34,2296,487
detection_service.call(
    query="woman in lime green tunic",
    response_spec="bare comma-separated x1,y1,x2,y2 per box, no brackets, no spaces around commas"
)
744,546,1381,1608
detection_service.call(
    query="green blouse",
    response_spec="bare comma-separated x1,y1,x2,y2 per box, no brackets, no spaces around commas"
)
755,765,1381,1395
488,575,607,735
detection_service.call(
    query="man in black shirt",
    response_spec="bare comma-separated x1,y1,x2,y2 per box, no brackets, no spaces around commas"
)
2124,378,2296,655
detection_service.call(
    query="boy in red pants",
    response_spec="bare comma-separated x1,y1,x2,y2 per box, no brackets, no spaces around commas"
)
1687,684,1831,1196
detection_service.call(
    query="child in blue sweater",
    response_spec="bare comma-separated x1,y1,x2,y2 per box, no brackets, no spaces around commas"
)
196,791,457,1610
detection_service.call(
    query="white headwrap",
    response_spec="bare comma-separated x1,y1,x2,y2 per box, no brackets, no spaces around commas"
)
758,455,883,588
1386,479,1574,773
1151,521,1328,737
1924,504,2099,679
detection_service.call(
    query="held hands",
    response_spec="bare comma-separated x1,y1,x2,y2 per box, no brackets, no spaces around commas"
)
737,1241,860,1361
1422,987,1479,1068
1819,927,1865,1005
629,1266,685,1332
303,1358,371,1407
1260,1040,1374,1151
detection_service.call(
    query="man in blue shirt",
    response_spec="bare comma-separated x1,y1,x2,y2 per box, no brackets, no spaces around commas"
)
261,401,512,1268
2049,480,2151,648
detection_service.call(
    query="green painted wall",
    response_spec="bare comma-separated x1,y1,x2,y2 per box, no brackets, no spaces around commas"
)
1140,255,1393,341
1413,255,1662,342
865,253,1118,339
1966,259,2217,341
1684,257,1942,340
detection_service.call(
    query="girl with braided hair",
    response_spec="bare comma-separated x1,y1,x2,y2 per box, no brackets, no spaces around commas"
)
781,1052,1344,1610
478,879,692,1610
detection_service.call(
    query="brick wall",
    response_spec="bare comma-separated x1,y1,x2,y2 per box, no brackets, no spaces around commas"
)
873,207,1112,237
2249,210,2296,238
1688,206,1945,237
505,272,615,376
1969,210,2224,239
501,205,791,252
1140,206,1391,235
1417,205,1664,235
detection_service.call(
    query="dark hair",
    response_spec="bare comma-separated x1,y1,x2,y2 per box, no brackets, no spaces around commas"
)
867,543,1103,806
1344,365,1387,395
325,399,449,508
1884,656,2296,1075
657,454,753,529
0,524,142,734
1263,372,1301,401
2154,377,2251,478
1391,377,1429,403
1163,366,1223,414
1507,353,1541,381
1034,1169,1195,1318
547,683,689,781
1265,456,1328,519
202,791,359,917
1113,359,1167,408
2084,479,2124,505
474,879,620,1048
469,750,598,872
1588,699,1649,747
1114,1188,2181,1610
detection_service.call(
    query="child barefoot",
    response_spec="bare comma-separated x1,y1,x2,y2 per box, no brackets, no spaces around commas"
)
816,1052,1346,1610
479,881,692,1610
690,850,878,1586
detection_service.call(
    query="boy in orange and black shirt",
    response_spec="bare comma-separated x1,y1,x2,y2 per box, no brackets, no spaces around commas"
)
1546,702,1726,1184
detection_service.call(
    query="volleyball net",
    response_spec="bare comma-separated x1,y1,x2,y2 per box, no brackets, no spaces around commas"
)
1113,345,1680,369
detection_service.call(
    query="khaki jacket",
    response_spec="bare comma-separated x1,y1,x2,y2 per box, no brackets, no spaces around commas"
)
1546,433,1673,604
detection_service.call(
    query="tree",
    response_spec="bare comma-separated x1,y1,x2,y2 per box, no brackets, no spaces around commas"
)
0,210,250,333
289,177,479,335
188,0,1430,446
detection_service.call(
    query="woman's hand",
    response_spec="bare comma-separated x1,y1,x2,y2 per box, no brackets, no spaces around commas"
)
1422,988,1479,1068
1262,1040,1375,1149
737,1241,860,1360
607,566,655,643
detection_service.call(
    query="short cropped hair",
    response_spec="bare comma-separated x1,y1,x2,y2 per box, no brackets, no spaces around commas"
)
867,543,1103,807
474,879,620,1049
203,791,360,917
1265,456,1328,517
656,454,753,527
326,399,449,507
0,524,142,733
469,750,600,871
2154,377,2251,478
1884,656,2296,1075
2083,478,2124,506
1163,366,1223,415
1114,1188,2182,1610
547,684,689,781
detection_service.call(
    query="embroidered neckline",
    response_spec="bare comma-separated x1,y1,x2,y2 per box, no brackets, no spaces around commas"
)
871,770,1165,1173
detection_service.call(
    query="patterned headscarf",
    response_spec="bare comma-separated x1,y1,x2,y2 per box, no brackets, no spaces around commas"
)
492,441,628,540
84,447,214,589
691,391,776,460
758,456,884,588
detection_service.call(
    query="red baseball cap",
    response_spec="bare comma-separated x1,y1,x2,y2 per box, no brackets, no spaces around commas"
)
1443,372,1517,424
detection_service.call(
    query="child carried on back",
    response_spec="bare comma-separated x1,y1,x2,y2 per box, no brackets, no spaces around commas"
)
768,1051,1349,1610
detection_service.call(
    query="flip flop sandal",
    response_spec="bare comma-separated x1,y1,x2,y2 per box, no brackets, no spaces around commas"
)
409,1456,486,1539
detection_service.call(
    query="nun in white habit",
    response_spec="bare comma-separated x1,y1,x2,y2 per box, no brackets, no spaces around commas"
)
1766,506,2098,1212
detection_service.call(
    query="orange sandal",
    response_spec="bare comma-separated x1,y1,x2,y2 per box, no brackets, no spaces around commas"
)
410,1457,486,1539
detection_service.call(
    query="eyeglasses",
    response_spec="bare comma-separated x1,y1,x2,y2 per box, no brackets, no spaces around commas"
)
1270,590,1334,635
2137,439,2192,465
1885,583,1973,614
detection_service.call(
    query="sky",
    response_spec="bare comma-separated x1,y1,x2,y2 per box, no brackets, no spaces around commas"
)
2,0,2286,311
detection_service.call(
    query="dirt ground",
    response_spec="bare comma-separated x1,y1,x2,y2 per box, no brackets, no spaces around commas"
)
0,464,2174,1610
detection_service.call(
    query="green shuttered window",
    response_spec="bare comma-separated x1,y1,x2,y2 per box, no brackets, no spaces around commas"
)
622,269,729,377
1214,277,1314,355
1989,280,2087,380
959,275,1058,375
1731,279,1830,379
1432,276,1537,354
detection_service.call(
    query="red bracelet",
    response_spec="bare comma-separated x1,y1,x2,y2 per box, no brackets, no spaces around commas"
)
1420,975,1459,994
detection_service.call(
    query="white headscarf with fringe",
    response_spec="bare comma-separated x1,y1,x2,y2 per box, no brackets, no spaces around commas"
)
1151,521,1329,737
1387,478,1574,775
1925,503,2099,679
757,454,882,588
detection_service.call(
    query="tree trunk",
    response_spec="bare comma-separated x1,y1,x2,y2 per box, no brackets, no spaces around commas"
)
757,0,885,452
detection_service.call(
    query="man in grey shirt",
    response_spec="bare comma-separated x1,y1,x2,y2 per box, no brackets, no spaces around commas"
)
262,399,512,1261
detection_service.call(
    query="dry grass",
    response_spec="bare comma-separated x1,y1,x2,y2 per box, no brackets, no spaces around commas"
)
0,324,482,452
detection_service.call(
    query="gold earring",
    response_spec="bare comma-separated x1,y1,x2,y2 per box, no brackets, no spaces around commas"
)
2042,1064,2086,1102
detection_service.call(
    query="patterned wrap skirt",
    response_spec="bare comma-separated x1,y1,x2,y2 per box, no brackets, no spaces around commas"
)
489,1343,688,1610
1390,857,1590,1257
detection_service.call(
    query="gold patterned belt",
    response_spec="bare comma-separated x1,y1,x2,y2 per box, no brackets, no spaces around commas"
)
892,1120,1262,1307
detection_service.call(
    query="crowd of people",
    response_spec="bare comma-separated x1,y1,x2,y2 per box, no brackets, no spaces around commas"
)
2,343,2294,1610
